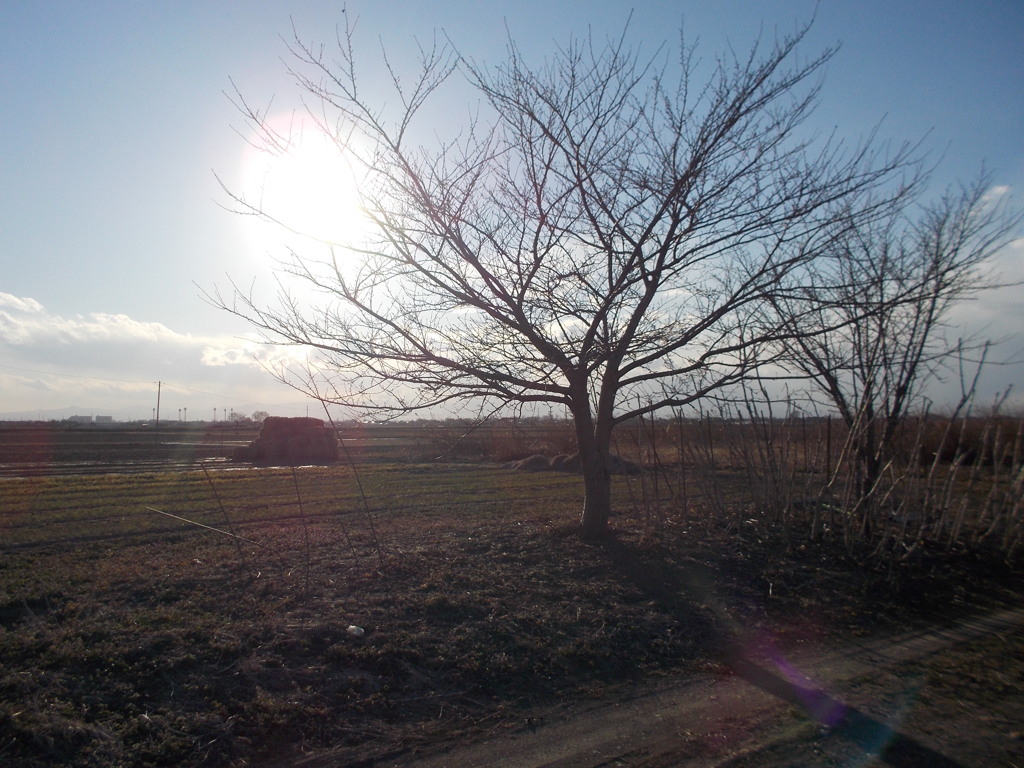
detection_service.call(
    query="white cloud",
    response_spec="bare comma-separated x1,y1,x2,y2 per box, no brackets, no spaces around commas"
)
1,308,184,347
200,340,306,371
981,184,1013,208
201,345,256,367
0,292,44,314
951,237,1024,327
0,295,310,419
1,294,237,360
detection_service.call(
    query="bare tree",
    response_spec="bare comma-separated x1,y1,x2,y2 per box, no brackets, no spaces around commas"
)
772,174,1020,509
215,18,914,538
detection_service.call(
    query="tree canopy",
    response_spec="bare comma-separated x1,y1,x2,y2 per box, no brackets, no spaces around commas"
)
217,17,917,537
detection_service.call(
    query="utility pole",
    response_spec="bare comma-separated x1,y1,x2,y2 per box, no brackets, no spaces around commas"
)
155,380,161,443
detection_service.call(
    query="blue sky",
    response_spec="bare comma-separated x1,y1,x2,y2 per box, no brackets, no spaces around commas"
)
1,0,1022,420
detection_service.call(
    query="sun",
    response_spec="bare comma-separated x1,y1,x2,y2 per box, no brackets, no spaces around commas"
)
237,112,372,258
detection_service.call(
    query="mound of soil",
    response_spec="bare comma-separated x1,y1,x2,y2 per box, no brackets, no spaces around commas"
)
506,452,641,475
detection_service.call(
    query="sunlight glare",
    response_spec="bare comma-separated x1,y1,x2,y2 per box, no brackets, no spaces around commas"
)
237,113,371,262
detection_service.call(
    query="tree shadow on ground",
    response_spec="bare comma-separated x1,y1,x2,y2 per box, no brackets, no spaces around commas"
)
599,534,966,768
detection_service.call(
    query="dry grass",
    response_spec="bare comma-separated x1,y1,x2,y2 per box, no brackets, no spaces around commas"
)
2,460,1023,767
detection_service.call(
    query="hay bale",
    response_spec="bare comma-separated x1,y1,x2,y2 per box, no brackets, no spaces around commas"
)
234,417,339,465
260,416,326,435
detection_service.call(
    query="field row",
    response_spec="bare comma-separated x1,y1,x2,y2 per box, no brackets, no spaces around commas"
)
0,464,589,551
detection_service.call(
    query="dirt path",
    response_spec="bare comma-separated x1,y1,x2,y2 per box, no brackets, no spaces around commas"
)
358,605,1024,767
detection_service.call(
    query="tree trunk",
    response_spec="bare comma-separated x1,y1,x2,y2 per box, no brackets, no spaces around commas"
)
579,455,613,539
572,395,614,540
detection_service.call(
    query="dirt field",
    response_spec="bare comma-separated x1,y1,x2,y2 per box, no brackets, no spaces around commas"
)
385,608,1024,767
1,425,1022,767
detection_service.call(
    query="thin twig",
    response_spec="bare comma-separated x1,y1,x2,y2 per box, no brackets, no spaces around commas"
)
201,462,250,573
142,506,270,549
320,403,388,572
290,465,313,594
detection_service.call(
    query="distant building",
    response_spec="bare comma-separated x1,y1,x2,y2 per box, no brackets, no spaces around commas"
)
68,415,92,424
95,415,113,424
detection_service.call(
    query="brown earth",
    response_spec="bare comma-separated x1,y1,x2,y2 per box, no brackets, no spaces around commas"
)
375,607,1024,767
2,455,1023,768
